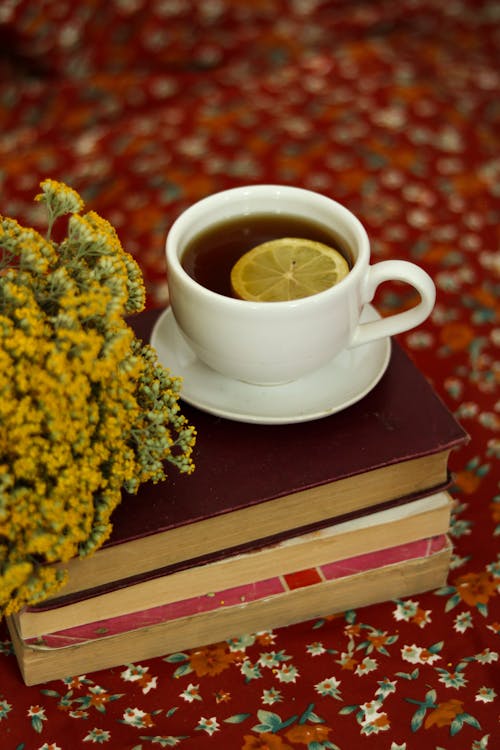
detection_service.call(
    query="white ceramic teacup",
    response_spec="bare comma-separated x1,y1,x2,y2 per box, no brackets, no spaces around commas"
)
165,185,435,385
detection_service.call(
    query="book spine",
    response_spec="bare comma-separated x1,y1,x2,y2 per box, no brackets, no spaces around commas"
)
27,535,448,647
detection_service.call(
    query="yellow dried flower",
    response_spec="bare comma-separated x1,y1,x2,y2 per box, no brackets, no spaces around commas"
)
0,180,196,617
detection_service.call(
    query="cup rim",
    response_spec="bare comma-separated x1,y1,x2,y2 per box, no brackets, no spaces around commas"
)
165,184,369,307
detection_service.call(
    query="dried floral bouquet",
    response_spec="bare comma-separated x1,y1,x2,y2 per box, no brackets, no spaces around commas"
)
0,180,196,617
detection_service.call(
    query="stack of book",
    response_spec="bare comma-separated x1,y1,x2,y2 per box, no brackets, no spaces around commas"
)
7,310,467,685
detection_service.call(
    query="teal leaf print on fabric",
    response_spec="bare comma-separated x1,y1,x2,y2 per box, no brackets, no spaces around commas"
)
0,699,12,720
491,495,500,536
450,712,482,736
139,736,189,747
163,652,194,679
121,707,156,728
224,713,252,723
179,683,201,703
355,626,399,656
83,727,111,743
395,668,420,680
406,689,438,731
338,704,359,716
436,666,468,689
475,687,497,703
262,687,283,705
240,658,263,682
195,716,220,735
163,653,189,663
27,704,47,733
77,686,124,714
299,703,323,723
472,735,491,749
172,664,193,679
375,678,398,697
314,677,342,699
406,690,483,736
0,639,13,656
252,709,298,733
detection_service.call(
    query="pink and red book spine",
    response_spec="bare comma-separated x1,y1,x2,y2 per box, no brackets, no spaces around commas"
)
29,535,448,648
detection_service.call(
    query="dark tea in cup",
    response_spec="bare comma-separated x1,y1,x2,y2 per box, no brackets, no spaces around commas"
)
180,213,352,298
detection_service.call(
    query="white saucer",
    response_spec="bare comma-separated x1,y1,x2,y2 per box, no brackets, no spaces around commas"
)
150,306,391,424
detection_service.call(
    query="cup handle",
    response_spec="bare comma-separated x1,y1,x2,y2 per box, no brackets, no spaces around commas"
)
350,260,436,347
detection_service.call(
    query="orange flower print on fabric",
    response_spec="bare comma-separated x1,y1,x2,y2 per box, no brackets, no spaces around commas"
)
64,676,87,690
122,707,155,728
424,699,464,728
454,571,497,607
285,724,332,744
214,689,231,703
454,469,482,494
256,632,277,647
470,286,499,312
344,623,362,638
189,643,239,677
412,607,432,627
367,632,391,650
420,243,456,264
374,713,390,730
440,322,475,352
490,500,500,523
88,690,111,710
338,653,358,670
242,733,292,750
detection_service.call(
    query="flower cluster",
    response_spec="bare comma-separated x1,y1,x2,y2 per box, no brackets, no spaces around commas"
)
0,180,195,616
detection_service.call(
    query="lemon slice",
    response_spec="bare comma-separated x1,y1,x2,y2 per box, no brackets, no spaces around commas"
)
230,237,350,302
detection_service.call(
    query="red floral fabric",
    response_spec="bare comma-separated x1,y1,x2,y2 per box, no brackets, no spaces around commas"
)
1,1,499,748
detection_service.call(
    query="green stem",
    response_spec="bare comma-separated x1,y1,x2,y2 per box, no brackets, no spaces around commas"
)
46,209,56,241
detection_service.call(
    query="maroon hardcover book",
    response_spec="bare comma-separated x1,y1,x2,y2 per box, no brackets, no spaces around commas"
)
120,308,466,538
33,307,467,607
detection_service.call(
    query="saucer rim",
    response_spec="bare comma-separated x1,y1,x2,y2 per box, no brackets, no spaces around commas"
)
150,306,391,424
